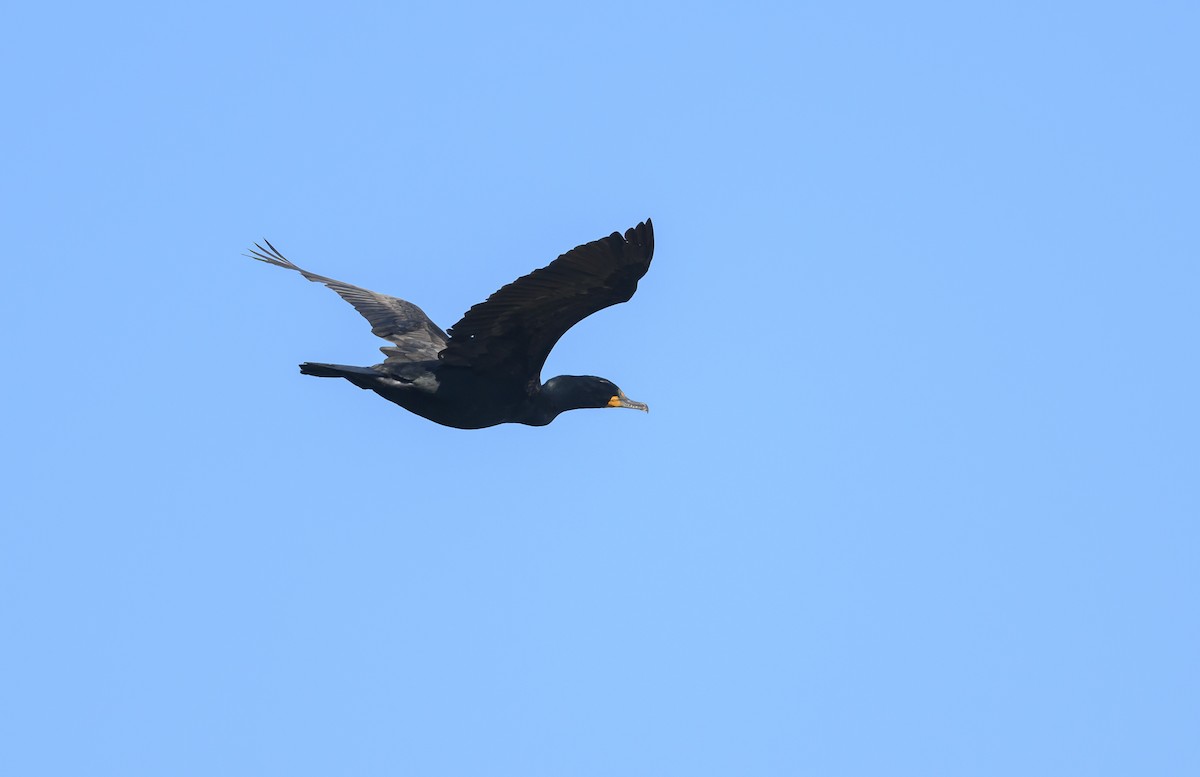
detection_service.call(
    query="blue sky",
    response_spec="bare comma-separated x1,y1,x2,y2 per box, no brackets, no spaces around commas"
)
3,2,1197,775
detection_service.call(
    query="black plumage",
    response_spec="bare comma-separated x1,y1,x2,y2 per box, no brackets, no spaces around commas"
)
249,220,654,428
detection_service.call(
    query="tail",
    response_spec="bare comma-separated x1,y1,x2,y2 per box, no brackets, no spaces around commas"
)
299,362,383,390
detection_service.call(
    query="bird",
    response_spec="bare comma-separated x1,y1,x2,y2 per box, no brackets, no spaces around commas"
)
248,220,654,429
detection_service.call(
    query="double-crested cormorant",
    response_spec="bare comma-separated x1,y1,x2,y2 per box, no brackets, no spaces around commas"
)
249,220,654,429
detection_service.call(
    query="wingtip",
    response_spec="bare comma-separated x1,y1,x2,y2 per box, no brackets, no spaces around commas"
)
245,239,295,268
625,219,654,260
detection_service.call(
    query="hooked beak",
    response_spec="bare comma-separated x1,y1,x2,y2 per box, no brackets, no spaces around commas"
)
608,391,649,413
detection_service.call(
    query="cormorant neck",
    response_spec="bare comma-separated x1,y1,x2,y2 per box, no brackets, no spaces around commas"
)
518,376,598,426
519,392,562,426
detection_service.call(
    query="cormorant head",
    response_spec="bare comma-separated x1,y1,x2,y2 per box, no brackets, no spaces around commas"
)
541,375,649,415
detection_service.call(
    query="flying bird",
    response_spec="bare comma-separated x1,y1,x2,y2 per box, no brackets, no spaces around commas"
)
248,220,654,429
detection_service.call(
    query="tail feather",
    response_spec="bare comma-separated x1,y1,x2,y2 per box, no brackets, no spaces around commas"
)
299,362,382,390
299,361,367,377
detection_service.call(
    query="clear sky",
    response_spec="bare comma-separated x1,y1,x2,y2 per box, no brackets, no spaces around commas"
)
3,2,1197,775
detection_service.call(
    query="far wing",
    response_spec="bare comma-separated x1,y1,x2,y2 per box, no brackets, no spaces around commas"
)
247,240,449,364
438,220,654,386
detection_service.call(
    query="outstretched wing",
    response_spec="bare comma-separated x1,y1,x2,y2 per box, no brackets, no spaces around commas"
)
438,220,654,386
247,240,449,364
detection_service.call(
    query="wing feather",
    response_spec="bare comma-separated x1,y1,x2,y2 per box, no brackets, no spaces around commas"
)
438,220,654,386
247,240,449,364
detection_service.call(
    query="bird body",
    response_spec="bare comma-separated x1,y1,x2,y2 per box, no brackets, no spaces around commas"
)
249,221,654,428
298,359,535,429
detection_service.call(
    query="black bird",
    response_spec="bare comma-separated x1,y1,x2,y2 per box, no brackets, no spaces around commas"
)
248,220,654,429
